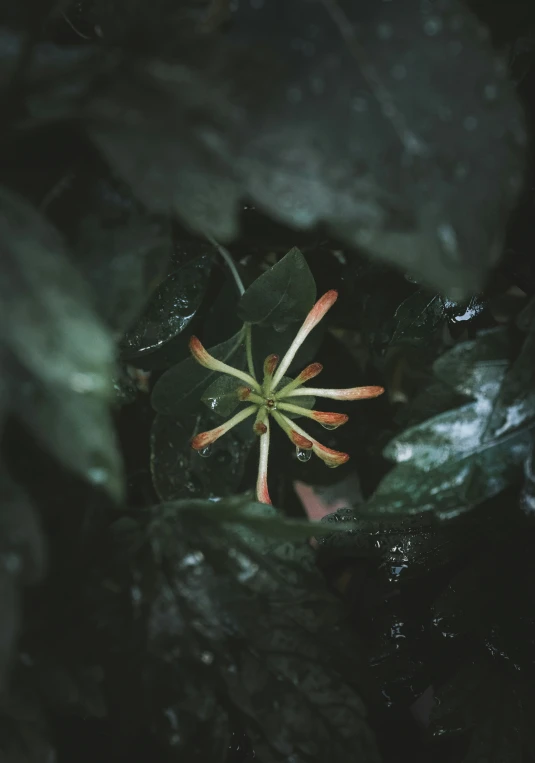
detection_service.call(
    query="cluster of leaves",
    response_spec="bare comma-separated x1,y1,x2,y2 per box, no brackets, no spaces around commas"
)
1,1,535,762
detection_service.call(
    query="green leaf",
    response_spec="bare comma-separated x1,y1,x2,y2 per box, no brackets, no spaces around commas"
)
150,411,254,501
367,321,535,518
104,499,380,763
237,247,316,327
430,657,535,763
13,373,124,503
201,374,244,418
390,290,446,345
0,187,114,398
74,198,172,337
120,255,212,359
151,331,244,417
0,470,45,690
0,188,123,501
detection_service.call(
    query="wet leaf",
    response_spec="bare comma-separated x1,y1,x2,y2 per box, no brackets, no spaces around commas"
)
13,373,124,503
367,320,535,517
430,657,535,763
237,247,316,327
103,500,380,763
74,203,172,337
0,187,114,398
391,290,446,345
201,374,244,418
120,254,212,359
319,508,479,584
86,0,526,297
0,470,45,690
151,331,244,417
150,411,254,501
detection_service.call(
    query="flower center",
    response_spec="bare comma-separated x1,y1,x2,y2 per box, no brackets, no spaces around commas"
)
265,398,275,408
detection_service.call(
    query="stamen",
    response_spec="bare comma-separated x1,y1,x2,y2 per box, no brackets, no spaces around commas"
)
286,385,385,401
277,413,349,467
189,336,261,392
190,405,257,449
271,291,338,390
271,410,313,449
256,419,271,504
276,362,323,398
277,402,348,428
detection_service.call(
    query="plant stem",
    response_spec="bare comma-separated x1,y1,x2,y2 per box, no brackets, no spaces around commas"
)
205,233,245,296
245,323,256,379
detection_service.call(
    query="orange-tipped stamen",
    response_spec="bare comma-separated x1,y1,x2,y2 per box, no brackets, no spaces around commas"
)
256,419,271,504
264,354,279,376
271,410,314,449
276,362,323,398
286,385,385,401
190,405,257,450
290,431,314,449
277,402,348,428
237,386,252,401
189,336,262,392
271,291,338,390
278,413,350,467
254,421,267,435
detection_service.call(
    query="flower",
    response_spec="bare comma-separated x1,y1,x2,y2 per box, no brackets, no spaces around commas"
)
189,290,384,504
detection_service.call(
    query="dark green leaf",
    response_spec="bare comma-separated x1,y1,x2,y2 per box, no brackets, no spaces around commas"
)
391,290,445,345
0,470,45,690
120,255,212,359
150,412,254,501
13,374,124,503
201,374,244,418
366,320,535,517
104,500,380,763
431,657,535,763
0,187,115,398
151,331,244,417
238,247,316,327
319,507,480,583
74,206,172,337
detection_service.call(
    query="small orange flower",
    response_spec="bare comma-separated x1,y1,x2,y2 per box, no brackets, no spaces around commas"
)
189,290,384,504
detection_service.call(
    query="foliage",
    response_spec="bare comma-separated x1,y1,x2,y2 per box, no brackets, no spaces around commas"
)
1,1,535,763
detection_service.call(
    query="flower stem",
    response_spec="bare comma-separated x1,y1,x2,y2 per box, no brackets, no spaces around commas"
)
205,233,245,296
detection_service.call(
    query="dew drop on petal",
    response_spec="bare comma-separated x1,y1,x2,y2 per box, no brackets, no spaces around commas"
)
198,445,213,458
320,422,339,430
325,462,338,469
296,447,312,462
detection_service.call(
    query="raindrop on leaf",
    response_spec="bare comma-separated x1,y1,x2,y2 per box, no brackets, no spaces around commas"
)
198,445,213,458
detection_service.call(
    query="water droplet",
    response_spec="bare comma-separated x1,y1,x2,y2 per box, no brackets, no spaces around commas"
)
320,422,339,430
198,445,213,458
273,322,288,333
296,447,312,462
